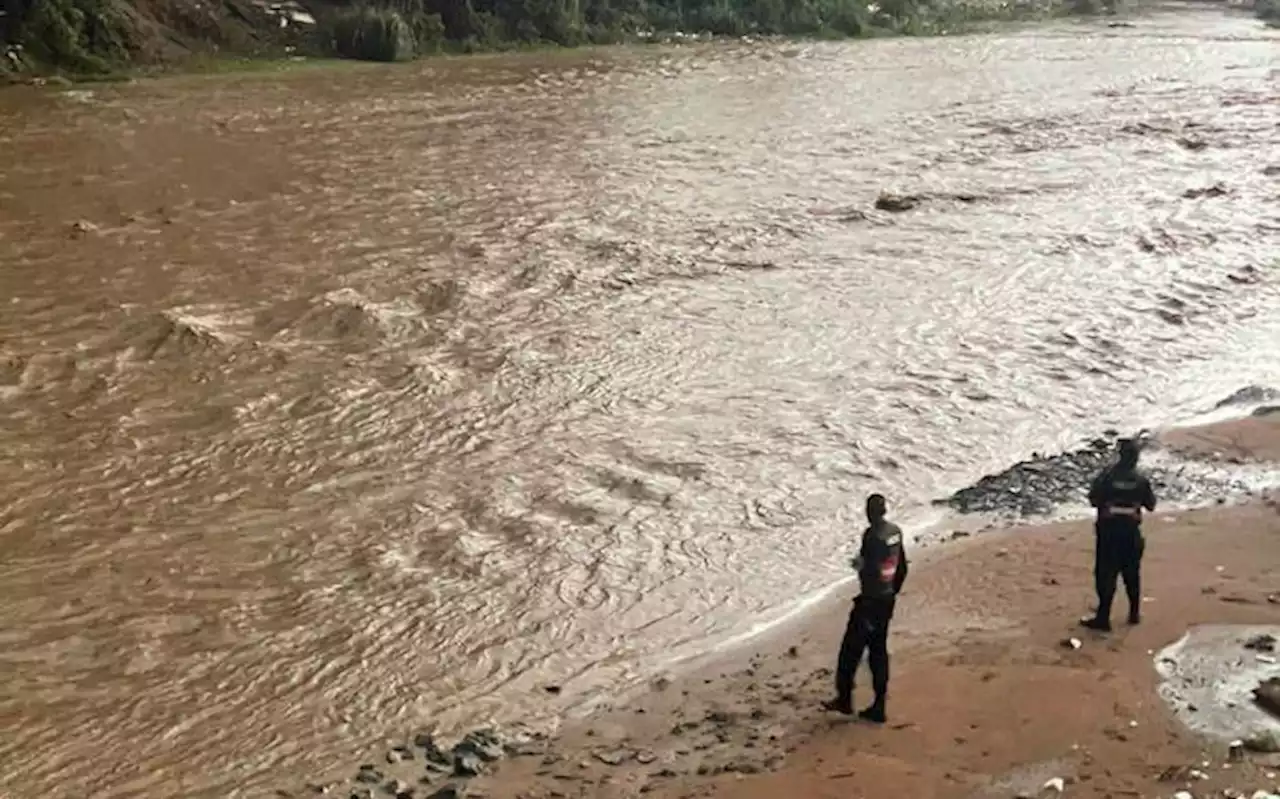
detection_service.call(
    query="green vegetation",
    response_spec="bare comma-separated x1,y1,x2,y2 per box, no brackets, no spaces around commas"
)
1256,0,1280,24
311,0,1081,61
1,0,1128,80
1,0,137,76
321,7,418,60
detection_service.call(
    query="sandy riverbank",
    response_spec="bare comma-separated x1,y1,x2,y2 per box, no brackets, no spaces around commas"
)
290,410,1280,799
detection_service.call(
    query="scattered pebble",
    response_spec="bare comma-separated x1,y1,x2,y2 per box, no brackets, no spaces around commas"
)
595,750,633,766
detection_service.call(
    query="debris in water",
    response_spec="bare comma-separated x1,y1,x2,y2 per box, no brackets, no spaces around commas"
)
1182,183,1230,199
874,192,924,213
69,219,99,238
1244,635,1277,653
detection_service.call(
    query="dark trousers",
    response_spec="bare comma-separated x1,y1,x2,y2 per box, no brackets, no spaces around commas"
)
1094,522,1144,622
836,595,895,706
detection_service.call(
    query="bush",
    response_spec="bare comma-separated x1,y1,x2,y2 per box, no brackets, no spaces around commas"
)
7,0,134,74
320,6,418,62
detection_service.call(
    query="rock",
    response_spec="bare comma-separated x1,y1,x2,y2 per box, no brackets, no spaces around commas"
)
452,753,487,778
1177,137,1209,151
425,786,465,799
1243,730,1280,754
636,751,658,764
413,734,453,771
1214,385,1280,409
543,685,563,695
1061,637,1083,650
1042,777,1065,794
936,429,1244,517
452,729,505,763
356,766,384,785
387,746,413,764
1230,740,1247,762
594,749,633,766
385,779,414,799
875,192,923,213
1173,792,1194,799
1255,678,1280,718
786,645,799,658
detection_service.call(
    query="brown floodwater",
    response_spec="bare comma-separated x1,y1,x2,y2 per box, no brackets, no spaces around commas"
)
1,5,1278,797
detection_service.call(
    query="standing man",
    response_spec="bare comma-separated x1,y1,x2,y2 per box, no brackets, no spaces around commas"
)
824,493,908,723
1082,438,1156,632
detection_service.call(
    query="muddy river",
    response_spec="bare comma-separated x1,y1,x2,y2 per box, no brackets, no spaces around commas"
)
1,5,1278,797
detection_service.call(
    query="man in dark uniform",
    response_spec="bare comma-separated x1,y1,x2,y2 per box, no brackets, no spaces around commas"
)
1082,438,1156,632
824,493,908,723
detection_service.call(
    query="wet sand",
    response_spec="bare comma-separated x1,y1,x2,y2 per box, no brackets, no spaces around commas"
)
359,413,1280,799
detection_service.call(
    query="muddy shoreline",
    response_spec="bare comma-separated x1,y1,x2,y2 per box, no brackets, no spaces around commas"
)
5,10,1280,795
273,390,1280,799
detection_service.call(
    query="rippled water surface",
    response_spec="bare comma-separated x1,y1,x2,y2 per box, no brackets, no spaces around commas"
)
2,6,1279,797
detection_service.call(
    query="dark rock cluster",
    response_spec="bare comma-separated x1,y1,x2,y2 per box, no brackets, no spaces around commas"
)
938,433,1135,516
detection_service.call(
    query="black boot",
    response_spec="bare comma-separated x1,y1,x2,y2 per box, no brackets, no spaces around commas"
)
858,698,886,724
1080,615,1112,632
1127,608,1141,625
823,698,854,716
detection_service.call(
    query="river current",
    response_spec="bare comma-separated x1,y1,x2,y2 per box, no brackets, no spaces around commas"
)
1,6,1278,796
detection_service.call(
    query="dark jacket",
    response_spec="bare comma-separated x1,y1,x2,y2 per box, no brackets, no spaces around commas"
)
1088,464,1156,526
858,520,908,599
